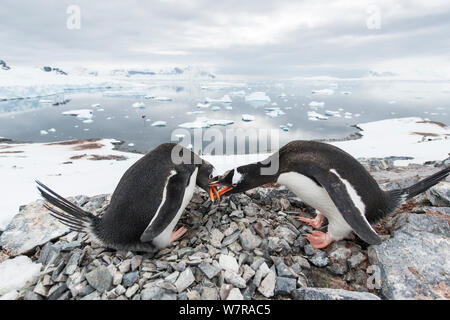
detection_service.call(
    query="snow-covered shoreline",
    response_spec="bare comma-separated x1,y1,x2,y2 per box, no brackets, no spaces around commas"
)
0,116,448,231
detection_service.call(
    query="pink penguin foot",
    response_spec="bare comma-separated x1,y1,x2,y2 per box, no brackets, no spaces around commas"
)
306,231,333,249
298,212,325,229
170,227,187,243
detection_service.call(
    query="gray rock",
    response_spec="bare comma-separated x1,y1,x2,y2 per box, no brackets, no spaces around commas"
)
58,241,81,251
274,277,297,296
85,266,113,293
122,271,139,287
218,254,239,273
309,251,329,267
198,261,221,279
329,246,351,261
174,268,195,293
426,182,450,207
48,283,68,300
243,203,260,217
253,262,270,286
242,282,257,300
201,287,218,300
239,228,262,251
222,231,241,247
303,244,316,256
368,213,450,299
141,286,164,300
327,262,348,275
63,249,83,275
224,270,247,288
241,264,256,282
210,228,224,248
258,270,276,298
291,255,310,269
348,252,366,269
0,200,70,256
38,243,61,266
274,226,297,244
276,261,296,278
293,287,380,300
125,283,139,298
230,210,244,218
226,288,244,300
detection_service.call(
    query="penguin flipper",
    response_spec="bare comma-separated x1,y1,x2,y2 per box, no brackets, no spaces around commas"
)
313,168,382,245
140,170,190,243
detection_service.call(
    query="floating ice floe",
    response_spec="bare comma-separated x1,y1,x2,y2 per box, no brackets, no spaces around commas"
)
39,99,53,104
40,130,48,135
228,90,246,97
83,119,93,124
128,143,135,147
245,92,271,102
151,121,167,127
312,89,334,95
225,106,233,110
144,96,172,101
97,108,104,112
309,101,325,108
196,102,210,108
178,117,234,129
186,110,205,115
205,95,232,104
341,91,352,95
48,128,56,132
91,103,101,108
307,111,328,121
279,92,287,97
279,125,289,132
242,114,255,122
132,102,145,108
210,106,221,111
265,108,285,118
324,110,341,117
61,109,93,120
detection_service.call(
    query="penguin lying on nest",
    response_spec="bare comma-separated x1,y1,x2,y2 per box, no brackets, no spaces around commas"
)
36,143,223,252
211,140,450,248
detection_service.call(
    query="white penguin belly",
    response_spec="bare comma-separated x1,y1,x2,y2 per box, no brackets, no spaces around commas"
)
277,172,353,240
152,168,198,248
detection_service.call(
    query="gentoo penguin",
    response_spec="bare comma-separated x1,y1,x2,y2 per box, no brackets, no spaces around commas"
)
36,143,221,252
211,140,450,248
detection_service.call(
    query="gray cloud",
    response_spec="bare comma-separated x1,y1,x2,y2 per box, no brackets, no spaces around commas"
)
1,0,450,78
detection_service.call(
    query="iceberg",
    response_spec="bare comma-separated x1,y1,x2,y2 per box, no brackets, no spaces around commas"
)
151,121,167,127
309,101,325,108
225,106,233,110
196,102,210,108
179,117,234,129
205,95,232,104
40,130,48,135
312,89,334,95
91,103,101,108
307,111,328,121
210,106,221,111
265,108,285,118
132,102,145,108
228,90,246,97
61,109,93,120
245,92,271,102
279,125,289,132
242,114,255,122
325,110,341,117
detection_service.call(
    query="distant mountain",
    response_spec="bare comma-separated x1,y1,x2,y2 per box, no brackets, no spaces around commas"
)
0,60,11,70
367,70,397,78
110,65,216,79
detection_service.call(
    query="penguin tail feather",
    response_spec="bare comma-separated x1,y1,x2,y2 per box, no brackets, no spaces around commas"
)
402,166,450,200
387,166,450,212
35,180,98,233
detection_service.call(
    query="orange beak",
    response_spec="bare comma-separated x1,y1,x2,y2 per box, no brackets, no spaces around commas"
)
208,184,233,201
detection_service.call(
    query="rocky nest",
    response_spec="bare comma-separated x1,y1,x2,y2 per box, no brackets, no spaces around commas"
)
0,158,449,300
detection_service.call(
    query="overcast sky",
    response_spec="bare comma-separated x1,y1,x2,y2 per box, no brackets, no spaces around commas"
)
1,0,450,78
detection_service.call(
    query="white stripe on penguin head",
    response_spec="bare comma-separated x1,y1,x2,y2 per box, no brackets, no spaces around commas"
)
232,169,243,185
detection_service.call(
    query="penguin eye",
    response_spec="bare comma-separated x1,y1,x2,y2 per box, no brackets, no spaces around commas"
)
209,174,214,179
232,182,238,187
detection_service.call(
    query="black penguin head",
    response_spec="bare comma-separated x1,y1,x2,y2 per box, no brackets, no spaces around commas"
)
196,160,218,193
211,162,275,196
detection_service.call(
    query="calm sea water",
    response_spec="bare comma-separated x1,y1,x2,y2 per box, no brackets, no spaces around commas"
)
0,80,449,154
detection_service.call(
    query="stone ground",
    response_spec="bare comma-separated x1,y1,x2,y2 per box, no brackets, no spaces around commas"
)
0,157,449,300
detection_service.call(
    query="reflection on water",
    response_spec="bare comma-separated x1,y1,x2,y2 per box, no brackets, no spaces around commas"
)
0,80,448,154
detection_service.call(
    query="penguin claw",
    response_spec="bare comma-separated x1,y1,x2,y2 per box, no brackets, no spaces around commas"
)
306,231,333,249
297,213,325,229
170,227,187,243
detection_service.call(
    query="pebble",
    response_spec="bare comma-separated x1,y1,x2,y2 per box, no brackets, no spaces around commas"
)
218,254,239,273
198,261,221,279
85,266,113,293
274,277,296,296
226,288,244,300
258,270,276,298
174,268,195,293
224,270,247,288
